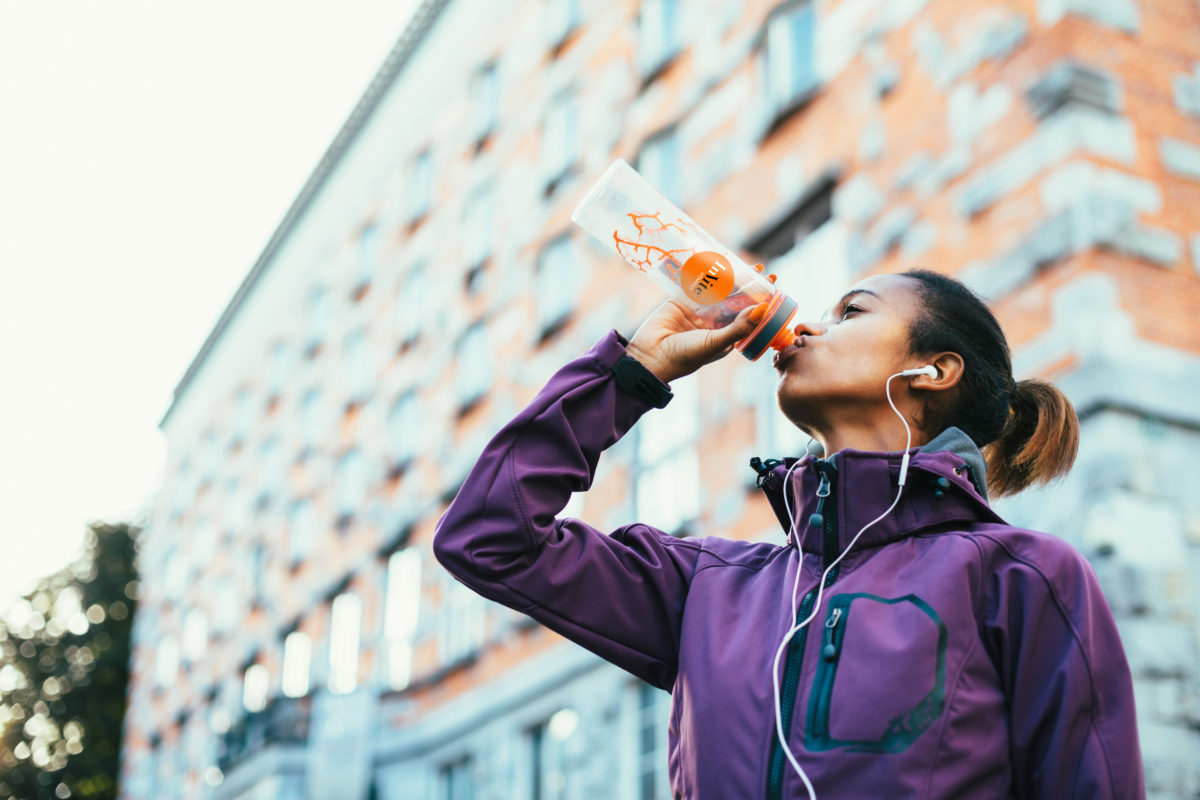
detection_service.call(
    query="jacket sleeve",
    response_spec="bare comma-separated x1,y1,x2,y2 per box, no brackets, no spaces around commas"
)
432,330,702,690
981,533,1145,799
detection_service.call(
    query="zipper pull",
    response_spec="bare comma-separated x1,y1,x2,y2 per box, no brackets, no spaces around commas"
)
822,607,843,660
807,470,831,530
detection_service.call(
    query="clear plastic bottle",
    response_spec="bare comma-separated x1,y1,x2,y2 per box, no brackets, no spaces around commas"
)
571,159,797,361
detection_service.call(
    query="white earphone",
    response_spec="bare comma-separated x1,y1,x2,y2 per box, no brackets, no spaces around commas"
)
771,365,936,800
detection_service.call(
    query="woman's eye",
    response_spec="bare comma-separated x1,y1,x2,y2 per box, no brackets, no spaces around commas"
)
840,304,864,320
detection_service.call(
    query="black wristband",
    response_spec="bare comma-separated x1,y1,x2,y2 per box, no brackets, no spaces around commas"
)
612,355,673,409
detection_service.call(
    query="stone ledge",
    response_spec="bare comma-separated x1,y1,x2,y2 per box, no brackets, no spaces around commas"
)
1160,137,1200,182
961,195,1183,301
1038,0,1141,33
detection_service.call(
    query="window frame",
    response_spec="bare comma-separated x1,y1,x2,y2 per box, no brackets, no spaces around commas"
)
536,234,579,341
637,0,682,82
384,548,423,691
408,149,435,224
632,378,701,536
636,126,683,207
328,591,363,695
761,0,819,135
454,323,493,416
281,630,312,698
543,92,579,195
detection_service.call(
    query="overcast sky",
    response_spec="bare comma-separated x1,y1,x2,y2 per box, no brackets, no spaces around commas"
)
0,0,420,608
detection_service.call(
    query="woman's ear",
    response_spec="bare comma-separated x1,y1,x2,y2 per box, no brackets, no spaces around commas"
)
909,352,964,393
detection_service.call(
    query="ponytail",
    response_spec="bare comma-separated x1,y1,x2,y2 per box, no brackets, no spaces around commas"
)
984,379,1080,497
902,270,1080,497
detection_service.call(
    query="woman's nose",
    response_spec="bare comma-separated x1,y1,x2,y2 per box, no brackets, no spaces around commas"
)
792,320,828,337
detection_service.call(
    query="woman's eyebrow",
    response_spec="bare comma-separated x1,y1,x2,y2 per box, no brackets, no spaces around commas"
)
835,288,882,308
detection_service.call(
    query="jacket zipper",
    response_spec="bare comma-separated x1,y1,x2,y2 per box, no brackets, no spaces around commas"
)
766,459,840,800
811,605,846,739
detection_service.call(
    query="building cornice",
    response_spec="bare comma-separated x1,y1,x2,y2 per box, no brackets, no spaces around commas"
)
160,0,451,429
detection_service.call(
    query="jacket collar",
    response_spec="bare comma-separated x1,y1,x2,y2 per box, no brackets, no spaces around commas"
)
759,428,1004,554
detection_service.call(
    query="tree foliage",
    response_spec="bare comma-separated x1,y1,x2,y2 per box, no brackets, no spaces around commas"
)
0,522,139,800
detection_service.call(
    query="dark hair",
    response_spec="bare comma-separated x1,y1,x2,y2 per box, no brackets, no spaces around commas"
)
903,269,1079,497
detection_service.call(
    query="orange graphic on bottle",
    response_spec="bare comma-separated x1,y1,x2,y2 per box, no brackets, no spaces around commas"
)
612,211,698,279
680,251,734,305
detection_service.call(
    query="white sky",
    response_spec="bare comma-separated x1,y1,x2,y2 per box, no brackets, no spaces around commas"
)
0,0,420,609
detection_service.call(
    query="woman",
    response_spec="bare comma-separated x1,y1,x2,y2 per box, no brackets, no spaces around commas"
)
434,269,1143,798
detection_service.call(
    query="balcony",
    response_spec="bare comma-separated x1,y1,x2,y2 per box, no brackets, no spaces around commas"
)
217,694,312,772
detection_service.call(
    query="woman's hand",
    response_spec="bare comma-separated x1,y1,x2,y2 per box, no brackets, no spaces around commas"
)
625,300,764,384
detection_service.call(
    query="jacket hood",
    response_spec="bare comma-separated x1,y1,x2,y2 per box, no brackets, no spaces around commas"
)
758,427,1003,554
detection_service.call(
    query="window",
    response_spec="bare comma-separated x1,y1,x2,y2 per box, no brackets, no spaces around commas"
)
543,93,578,192
232,388,254,445
636,684,671,799
182,609,208,663
409,149,434,223
155,637,180,687
225,477,253,535
384,549,422,690
529,708,579,800
545,0,581,50
463,185,494,279
199,432,221,483
164,551,188,600
744,177,833,261
242,664,269,713
766,217,848,322
334,449,369,523
257,436,286,504
470,62,499,144
343,329,373,406
305,286,333,353
455,324,493,413
267,341,294,398
192,517,218,568
764,1,818,121
634,381,700,535
637,128,682,206
299,389,328,451
638,0,680,79
440,756,475,800
329,592,362,695
212,576,239,634
249,541,267,606
386,392,422,471
288,498,318,564
281,631,312,698
536,235,578,339
394,261,428,349
170,460,195,518
439,574,485,666
355,224,380,292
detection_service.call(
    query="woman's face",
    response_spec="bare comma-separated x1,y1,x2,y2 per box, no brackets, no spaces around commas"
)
773,273,927,438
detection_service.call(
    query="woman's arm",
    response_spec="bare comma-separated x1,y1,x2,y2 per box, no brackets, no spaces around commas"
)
980,532,1144,798
432,315,741,690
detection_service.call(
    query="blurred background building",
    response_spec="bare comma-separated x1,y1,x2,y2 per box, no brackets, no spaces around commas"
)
119,0,1200,797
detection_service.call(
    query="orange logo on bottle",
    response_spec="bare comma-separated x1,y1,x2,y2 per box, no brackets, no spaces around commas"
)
680,251,734,305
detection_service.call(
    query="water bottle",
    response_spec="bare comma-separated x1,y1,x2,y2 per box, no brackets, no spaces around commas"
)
571,159,797,361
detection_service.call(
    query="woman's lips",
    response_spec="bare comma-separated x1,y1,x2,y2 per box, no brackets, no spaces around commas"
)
772,335,806,370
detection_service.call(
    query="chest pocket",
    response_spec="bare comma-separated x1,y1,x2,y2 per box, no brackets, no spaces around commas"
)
804,593,947,753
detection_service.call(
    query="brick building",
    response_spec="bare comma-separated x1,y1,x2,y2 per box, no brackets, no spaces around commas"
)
120,0,1200,797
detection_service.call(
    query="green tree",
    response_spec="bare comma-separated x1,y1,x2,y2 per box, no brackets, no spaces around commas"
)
0,521,139,800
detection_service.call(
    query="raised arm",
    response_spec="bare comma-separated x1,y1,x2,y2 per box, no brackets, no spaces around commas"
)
433,304,758,688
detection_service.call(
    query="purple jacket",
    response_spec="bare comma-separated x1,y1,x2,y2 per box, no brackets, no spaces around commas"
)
434,331,1144,799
